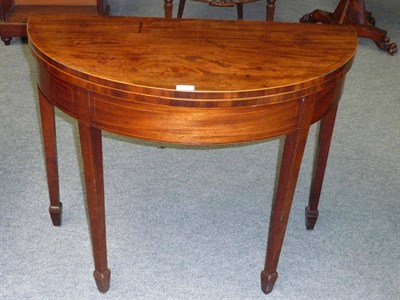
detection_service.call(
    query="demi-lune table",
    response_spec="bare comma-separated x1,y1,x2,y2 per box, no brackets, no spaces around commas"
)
28,15,357,295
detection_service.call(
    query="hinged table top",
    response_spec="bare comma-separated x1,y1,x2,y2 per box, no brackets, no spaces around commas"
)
28,15,357,100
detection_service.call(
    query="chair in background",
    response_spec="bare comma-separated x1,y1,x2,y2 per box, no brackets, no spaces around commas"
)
177,0,276,21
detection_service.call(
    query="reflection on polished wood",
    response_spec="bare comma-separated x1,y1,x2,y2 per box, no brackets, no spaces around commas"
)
28,15,357,294
300,0,397,55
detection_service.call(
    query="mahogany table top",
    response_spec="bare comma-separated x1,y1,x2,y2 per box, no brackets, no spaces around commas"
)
28,15,357,99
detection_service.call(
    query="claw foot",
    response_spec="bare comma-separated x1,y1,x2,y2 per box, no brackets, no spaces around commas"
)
376,37,398,55
300,13,314,23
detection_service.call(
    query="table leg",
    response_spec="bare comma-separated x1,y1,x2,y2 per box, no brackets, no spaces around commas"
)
266,0,276,21
306,105,338,230
165,0,173,18
1,37,12,46
38,88,63,226
78,123,110,293
261,127,310,294
299,0,397,55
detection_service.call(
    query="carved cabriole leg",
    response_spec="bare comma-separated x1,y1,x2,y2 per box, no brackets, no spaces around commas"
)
78,123,110,293
165,0,173,18
299,9,332,24
38,88,63,226
299,0,398,55
355,25,398,55
266,0,275,21
338,0,397,55
306,105,339,230
261,126,310,293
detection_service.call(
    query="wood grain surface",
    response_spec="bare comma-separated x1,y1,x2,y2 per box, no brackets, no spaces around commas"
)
29,15,357,294
28,15,357,98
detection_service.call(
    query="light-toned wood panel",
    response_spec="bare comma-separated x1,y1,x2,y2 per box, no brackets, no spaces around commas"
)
15,0,96,5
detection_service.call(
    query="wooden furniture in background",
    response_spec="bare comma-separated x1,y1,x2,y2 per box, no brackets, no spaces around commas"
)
177,0,261,21
300,0,397,55
164,0,173,18
165,0,276,20
28,15,357,294
0,0,109,45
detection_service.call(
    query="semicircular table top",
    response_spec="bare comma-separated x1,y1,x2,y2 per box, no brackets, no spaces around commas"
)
28,15,356,102
27,14,357,296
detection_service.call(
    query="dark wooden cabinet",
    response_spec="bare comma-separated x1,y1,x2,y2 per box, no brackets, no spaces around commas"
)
0,0,108,45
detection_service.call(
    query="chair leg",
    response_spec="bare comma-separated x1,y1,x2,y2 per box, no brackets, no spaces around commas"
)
266,0,276,21
237,3,244,20
178,0,186,18
164,0,173,18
